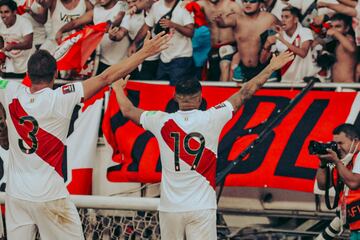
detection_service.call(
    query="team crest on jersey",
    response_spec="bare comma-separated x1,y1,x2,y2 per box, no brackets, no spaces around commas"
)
62,84,75,94
214,103,226,109
0,79,8,89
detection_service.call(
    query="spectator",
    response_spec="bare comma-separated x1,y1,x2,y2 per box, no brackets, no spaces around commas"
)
317,0,360,82
56,0,130,74
128,0,160,80
197,0,241,81
110,0,145,79
15,0,47,49
129,0,195,86
216,0,278,82
39,0,93,54
316,123,360,239
0,0,34,78
328,13,356,83
184,0,211,80
261,6,318,82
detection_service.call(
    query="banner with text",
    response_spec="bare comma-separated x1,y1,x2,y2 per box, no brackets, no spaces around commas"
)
102,82,360,193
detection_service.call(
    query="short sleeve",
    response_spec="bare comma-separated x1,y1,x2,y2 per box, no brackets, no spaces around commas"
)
145,4,156,28
352,154,360,174
140,110,166,133
21,17,34,36
180,7,194,26
300,27,314,43
120,14,130,30
53,82,84,119
207,101,233,132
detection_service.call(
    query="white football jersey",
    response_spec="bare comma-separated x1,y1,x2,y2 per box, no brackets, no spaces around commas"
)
140,101,233,212
0,80,83,202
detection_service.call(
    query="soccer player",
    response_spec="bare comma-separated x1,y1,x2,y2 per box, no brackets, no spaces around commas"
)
0,31,169,240
112,51,293,240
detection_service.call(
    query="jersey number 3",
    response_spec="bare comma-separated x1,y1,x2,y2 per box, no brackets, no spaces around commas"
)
18,116,39,154
170,132,205,171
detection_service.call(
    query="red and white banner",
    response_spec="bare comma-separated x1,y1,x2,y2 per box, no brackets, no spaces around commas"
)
65,88,107,195
102,82,360,193
54,22,107,71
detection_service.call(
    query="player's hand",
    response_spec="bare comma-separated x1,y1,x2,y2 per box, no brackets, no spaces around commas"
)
269,51,294,71
141,31,170,57
318,149,339,164
112,75,130,90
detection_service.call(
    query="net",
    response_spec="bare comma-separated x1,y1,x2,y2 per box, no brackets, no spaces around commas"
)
79,209,160,240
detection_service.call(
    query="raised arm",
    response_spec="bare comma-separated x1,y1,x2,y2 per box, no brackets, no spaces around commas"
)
227,51,294,113
318,1,357,17
112,75,144,125
81,31,169,100
55,10,94,44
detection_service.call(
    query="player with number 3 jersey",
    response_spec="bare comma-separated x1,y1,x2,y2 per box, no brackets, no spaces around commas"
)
112,51,294,240
0,30,170,240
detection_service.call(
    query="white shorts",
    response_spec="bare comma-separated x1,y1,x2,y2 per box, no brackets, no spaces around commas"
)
159,209,217,240
5,195,84,240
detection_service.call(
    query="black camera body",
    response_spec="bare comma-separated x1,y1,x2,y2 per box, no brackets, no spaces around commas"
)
308,140,338,155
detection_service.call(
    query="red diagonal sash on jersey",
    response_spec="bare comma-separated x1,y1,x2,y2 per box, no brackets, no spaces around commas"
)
9,99,65,177
280,34,300,76
161,119,217,189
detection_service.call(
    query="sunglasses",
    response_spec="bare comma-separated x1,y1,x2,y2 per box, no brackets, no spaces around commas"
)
242,0,260,3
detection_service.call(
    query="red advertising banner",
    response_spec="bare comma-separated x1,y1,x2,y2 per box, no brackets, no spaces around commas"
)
102,82,360,193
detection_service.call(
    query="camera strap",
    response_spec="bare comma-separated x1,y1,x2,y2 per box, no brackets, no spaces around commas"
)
324,165,343,210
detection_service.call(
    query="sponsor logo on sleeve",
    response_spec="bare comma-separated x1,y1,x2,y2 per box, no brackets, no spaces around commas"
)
62,84,76,94
214,103,226,109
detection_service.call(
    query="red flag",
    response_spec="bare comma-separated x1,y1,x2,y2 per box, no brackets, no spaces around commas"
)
16,0,34,15
54,22,108,71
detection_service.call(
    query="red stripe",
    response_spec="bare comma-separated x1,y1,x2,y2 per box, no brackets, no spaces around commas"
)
67,168,93,194
281,35,300,76
9,99,66,177
161,119,217,189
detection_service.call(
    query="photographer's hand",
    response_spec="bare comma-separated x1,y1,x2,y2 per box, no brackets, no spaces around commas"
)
318,149,340,164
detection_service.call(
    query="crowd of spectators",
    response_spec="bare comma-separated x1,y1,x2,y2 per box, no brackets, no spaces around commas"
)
0,0,359,84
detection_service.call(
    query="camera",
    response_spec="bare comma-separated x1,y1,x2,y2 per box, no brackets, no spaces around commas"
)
308,140,338,155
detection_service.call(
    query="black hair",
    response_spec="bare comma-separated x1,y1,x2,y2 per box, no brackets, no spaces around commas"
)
331,13,352,26
27,50,57,84
282,6,301,19
175,78,202,95
0,0,17,12
333,123,360,141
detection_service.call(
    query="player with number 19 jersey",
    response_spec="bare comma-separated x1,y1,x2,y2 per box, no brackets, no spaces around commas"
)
140,101,233,212
0,79,83,202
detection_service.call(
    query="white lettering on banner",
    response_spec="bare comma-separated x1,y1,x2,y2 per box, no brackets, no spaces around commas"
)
54,34,82,61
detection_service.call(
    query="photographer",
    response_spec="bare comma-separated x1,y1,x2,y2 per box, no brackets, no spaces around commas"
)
315,123,360,239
